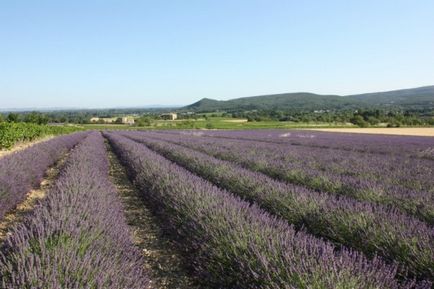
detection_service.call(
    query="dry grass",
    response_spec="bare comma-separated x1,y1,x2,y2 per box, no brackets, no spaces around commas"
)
308,127,434,137
223,119,248,123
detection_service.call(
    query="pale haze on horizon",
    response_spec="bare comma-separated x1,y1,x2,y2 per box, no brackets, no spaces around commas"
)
1,0,433,109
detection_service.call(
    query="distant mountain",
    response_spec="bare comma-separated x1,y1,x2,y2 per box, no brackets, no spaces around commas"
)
0,107,83,112
183,85,434,112
0,104,182,113
185,93,360,112
346,86,434,109
185,98,221,111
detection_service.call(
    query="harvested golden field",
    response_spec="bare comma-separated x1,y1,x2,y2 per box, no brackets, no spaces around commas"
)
223,119,248,123
308,127,434,137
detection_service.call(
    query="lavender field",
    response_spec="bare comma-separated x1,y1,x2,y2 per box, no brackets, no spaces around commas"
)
0,129,433,288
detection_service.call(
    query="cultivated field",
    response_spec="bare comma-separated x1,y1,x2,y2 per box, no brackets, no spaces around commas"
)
0,129,433,288
0,122,81,150
309,127,434,136
0,136,54,159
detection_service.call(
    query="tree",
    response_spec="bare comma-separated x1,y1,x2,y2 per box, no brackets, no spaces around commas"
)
387,120,401,127
350,115,369,127
366,116,380,126
24,112,48,124
6,113,19,123
136,116,152,127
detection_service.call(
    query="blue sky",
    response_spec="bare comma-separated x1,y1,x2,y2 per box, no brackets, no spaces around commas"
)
1,0,433,108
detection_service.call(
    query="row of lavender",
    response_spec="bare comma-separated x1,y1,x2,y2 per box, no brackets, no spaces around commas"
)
106,132,430,288
151,131,434,224
165,130,434,194
0,132,149,288
0,131,88,221
177,129,434,158
119,131,434,280
155,130,434,193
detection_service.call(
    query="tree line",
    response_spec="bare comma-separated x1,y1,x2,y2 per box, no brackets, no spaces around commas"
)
230,109,434,127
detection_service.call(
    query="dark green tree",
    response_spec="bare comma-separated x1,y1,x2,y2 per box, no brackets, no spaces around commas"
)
6,113,19,123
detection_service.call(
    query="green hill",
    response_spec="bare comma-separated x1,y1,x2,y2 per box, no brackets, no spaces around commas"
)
346,86,434,110
183,85,434,112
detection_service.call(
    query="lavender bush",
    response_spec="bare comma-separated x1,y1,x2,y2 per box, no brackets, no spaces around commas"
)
155,130,434,194
105,132,429,289
159,130,434,193
0,132,87,220
145,131,434,224
170,129,434,158
120,131,434,280
0,132,149,288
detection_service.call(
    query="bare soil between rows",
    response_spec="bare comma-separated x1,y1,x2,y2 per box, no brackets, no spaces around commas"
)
106,142,199,289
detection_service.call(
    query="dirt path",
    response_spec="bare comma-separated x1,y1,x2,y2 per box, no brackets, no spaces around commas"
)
307,127,434,137
0,136,54,159
0,151,68,243
106,143,199,289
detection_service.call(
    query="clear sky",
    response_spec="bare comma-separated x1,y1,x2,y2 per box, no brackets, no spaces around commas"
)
1,0,433,109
